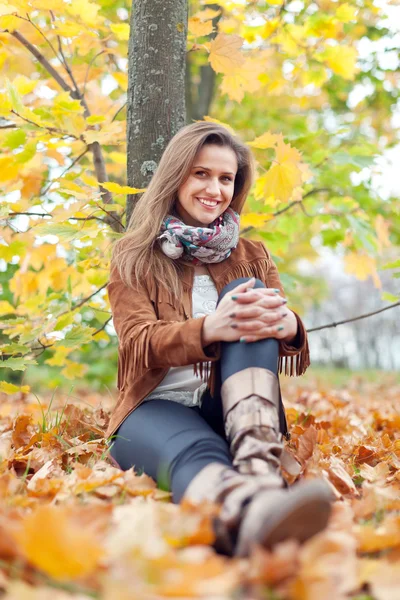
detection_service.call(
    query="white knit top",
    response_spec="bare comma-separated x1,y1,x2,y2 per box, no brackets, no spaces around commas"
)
144,272,218,407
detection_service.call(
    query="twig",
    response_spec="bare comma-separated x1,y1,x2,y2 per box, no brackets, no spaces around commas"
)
11,109,79,139
93,316,112,336
308,301,400,332
111,101,127,122
41,147,89,196
240,188,332,234
83,50,106,96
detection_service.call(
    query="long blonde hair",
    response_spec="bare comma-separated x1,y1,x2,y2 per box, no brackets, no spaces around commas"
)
112,121,256,299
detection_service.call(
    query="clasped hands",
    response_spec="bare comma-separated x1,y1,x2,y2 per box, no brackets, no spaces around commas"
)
202,277,298,345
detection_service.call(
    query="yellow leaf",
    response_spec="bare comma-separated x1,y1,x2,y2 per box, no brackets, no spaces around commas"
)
248,131,283,149
0,156,19,182
13,75,37,96
262,18,280,38
263,161,303,203
53,22,83,37
201,116,236,135
110,23,130,41
275,137,303,163
336,3,357,22
220,56,265,102
319,45,358,80
101,182,146,194
45,345,73,367
192,7,221,20
208,33,245,74
240,213,273,229
66,0,102,27
344,252,381,288
188,17,214,37
108,151,126,165
61,360,89,379
0,300,15,314
0,381,30,395
112,72,128,91
80,173,99,187
0,14,20,30
15,505,103,580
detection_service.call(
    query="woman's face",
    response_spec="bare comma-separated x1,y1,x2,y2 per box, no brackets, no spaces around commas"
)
175,144,238,227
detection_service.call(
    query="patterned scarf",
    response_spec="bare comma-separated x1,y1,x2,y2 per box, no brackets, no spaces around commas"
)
157,207,240,264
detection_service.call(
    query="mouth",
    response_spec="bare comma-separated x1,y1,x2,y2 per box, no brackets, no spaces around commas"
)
195,197,221,210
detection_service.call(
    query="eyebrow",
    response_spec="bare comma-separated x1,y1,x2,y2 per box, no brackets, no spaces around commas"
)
193,165,236,176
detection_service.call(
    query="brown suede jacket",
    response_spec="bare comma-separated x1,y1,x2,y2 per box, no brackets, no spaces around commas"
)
105,238,310,439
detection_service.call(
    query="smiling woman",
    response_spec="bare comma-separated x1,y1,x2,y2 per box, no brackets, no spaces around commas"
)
175,145,238,227
107,121,333,558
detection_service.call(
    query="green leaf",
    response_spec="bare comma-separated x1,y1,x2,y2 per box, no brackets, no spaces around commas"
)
4,129,26,149
6,79,23,113
0,343,30,355
382,259,400,270
55,325,95,349
15,140,37,164
381,292,399,303
0,357,37,371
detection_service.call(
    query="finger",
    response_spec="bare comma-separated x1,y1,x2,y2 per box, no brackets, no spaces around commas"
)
230,277,256,295
239,324,286,343
232,291,287,307
232,319,282,332
231,306,287,321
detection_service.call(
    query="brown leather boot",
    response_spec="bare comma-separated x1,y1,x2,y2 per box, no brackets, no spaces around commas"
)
182,462,267,555
221,367,287,480
182,462,333,558
220,367,334,555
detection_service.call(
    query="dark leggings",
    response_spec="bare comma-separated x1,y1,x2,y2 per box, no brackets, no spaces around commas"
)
110,277,285,502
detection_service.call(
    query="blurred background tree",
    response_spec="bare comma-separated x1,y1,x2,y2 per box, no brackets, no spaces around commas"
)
0,0,399,397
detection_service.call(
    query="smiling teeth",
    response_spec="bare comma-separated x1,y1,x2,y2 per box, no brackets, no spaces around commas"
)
197,198,218,207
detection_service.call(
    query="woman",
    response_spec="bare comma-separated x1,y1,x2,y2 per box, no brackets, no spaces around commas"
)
107,122,333,557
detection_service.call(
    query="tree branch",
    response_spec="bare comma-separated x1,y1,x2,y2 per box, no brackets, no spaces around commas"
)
9,30,72,93
307,301,400,333
9,28,122,232
240,188,332,234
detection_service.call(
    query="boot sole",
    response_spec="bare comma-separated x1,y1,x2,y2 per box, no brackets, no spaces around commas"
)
236,480,333,557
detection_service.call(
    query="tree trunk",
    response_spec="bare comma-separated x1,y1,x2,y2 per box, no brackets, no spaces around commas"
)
126,0,188,225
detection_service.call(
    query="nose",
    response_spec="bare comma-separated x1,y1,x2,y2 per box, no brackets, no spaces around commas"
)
205,177,220,196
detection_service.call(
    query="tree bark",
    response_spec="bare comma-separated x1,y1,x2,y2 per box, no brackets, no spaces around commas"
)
126,0,188,226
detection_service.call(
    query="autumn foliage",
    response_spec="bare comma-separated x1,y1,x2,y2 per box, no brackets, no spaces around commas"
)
0,0,400,597
0,373,399,599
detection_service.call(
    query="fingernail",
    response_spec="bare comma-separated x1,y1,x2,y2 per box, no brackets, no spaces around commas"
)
229,313,236,318
231,323,238,329
239,337,247,343
277,325,284,331
274,289,280,293
232,296,238,301
281,298,288,304
281,311,288,317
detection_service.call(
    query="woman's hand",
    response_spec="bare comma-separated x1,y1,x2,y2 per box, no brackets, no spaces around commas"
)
202,278,298,345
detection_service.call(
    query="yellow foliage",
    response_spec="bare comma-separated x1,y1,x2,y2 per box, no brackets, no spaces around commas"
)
0,381,30,394
110,23,130,41
101,182,146,194
375,215,391,253
208,33,245,74
344,252,381,288
15,505,103,579
240,213,274,229
61,360,89,379
188,17,214,37
318,45,358,80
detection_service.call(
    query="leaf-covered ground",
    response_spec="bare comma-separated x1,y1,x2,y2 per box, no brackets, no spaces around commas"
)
0,371,399,599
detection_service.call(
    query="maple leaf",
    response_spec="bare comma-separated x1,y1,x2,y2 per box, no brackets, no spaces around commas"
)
208,33,245,74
